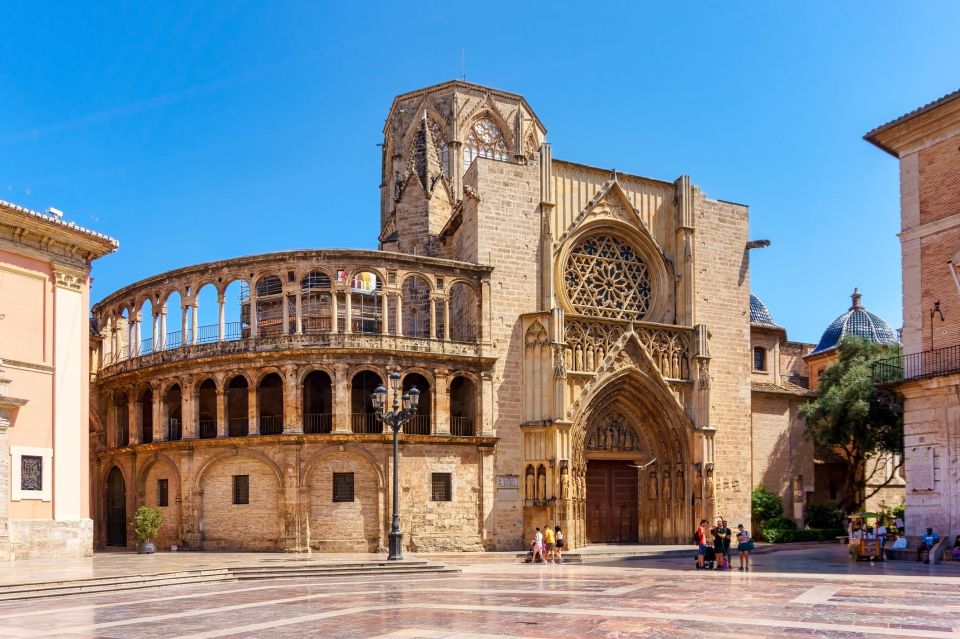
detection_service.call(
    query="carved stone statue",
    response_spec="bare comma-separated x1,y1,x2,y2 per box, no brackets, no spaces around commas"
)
585,413,641,452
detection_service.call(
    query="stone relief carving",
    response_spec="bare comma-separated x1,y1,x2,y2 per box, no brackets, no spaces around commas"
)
564,319,690,380
585,413,641,452
53,269,87,291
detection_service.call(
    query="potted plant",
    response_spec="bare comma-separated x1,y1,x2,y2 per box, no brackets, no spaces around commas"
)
133,505,164,554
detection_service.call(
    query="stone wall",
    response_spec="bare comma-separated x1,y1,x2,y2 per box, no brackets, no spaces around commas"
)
10,519,92,560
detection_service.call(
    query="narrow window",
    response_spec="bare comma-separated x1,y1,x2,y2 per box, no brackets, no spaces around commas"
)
21,456,42,491
233,475,250,505
753,347,766,371
157,478,169,507
431,473,452,502
332,472,355,503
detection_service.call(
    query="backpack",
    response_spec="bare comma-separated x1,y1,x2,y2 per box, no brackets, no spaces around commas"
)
692,530,700,546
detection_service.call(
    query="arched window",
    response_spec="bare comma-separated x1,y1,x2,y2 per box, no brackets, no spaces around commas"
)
426,117,450,176
258,373,284,435
114,392,129,447
450,376,476,436
302,371,333,434
351,371,382,434
403,373,431,435
564,234,652,320
226,376,249,437
165,384,182,441
198,379,217,439
463,117,509,167
255,275,284,337
402,275,431,338
301,271,332,334
140,388,153,444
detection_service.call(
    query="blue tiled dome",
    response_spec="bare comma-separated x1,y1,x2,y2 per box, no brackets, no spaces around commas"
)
750,294,781,328
810,289,899,355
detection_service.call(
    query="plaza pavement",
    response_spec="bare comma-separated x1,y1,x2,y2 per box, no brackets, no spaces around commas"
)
0,544,958,638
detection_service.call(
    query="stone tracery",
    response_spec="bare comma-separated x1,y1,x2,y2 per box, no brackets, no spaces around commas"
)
463,117,509,166
564,234,651,320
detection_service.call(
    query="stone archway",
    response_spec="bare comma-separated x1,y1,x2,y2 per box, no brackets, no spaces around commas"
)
106,467,126,546
572,367,695,545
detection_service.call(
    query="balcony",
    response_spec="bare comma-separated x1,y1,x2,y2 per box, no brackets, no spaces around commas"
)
873,344,960,384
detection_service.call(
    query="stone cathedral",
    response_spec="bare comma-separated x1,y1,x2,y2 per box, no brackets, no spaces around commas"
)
90,80,756,552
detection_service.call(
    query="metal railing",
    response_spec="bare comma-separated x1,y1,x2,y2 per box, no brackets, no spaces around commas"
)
451,416,474,436
227,417,248,437
873,345,960,384
140,338,153,356
198,420,217,439
351,413,380,434
303,413,333,434
259,415,284,435
404,414,431,435
167,419,182,441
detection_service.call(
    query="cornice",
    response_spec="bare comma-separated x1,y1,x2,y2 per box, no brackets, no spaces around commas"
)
0,200,117,265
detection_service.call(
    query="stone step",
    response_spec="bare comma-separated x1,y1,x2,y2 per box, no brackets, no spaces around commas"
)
0,562,458,602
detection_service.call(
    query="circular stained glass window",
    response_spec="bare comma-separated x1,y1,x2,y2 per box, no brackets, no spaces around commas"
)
564,234,651,320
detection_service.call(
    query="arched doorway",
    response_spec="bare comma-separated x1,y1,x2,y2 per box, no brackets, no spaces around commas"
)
584,413,645,544
106,467,126,546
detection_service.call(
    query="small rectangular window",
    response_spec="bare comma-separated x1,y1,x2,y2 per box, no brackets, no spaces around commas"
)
431,473,452,502
332,472,355,503
233,475,249,505
753,347,766,371
21,456,43,492
157,478,169,507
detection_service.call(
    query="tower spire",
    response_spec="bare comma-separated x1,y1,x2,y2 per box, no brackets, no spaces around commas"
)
850,287,863,310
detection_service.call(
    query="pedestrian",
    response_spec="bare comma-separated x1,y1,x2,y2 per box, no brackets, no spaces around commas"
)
918,527,940,564
736,523,753,571
532,527,545,563
695,519,709,569
711,517,731,570
544,524,556,563
554,526,565,564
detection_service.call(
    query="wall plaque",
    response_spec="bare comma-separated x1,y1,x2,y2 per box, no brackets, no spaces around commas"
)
909,446,935,491
496,475,519,489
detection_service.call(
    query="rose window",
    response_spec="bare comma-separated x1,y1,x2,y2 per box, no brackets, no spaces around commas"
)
463,117,509,167
564,234,651,319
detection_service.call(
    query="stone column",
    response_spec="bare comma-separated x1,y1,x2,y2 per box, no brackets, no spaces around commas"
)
152,310,160,351
480,371,495,436
126,393,137,446
159,310,167,350
381,291,389,335
132,316,141,355
395,294,403,336
330,290,338,333
180,304,189,347
332,363,351,433
216,390,227,438
249,288,258,338
443,298,451,341
247,385,259,435
282,366,301,434
281,292,290,336
434,369,450,435
429,295,437,339
152,387,164,442
217,294,226,342
344,291,353,334
294,290,303,335
131,399,142,445
182,380,196,439
191,302,199,345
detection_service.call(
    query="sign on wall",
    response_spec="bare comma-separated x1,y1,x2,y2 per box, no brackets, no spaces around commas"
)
496,475,519,490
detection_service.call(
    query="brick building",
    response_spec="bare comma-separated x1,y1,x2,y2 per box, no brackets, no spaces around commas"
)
90,80,773,552
867,88,960,539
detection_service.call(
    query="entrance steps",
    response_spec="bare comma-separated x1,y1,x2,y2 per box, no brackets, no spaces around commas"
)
0,560,457,602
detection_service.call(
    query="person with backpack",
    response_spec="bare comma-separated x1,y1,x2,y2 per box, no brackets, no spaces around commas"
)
736,523,754,571
711,517,732,570
694,519,709,569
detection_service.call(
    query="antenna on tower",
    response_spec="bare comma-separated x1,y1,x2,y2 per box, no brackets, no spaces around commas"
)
460,48,465,81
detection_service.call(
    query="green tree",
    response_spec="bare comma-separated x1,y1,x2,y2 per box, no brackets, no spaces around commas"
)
798,336,903,512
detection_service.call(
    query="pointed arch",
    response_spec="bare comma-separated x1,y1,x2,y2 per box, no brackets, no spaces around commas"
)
462,113,511,168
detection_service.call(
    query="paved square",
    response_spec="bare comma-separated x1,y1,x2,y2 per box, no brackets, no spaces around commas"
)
1,547,958,638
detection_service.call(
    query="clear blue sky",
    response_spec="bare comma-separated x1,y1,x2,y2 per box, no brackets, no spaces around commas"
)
2,2,958,344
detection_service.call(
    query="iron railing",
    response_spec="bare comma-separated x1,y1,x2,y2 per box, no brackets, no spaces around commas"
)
351,413,380,434
198,420,217,439
227,417,248,437
303,413,333,434
166,419,182,441
259,415,284,435
873,345,960,384
404,414,431,435
451,416,474,436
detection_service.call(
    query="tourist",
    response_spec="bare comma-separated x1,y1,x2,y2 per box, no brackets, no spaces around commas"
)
544,524,556,563
712,517,731,570
554,526,565,564
532,527,545,564
918,527,940,564
695,519,709,569
736,524,753,571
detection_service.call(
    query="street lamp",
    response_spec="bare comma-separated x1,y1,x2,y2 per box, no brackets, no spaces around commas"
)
372,370,420,560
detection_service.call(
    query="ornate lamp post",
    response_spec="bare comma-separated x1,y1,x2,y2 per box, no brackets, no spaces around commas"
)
372,370,420,560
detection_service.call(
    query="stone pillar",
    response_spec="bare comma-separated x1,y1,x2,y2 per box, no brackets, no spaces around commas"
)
217,294,226,341
380,291,389,335
126,393,137,446
332,363,351,433
434,369,450,435
480,371,495,436
282,366,301,434
159,310,167,350
152,387,164,442
250,288,258,338
480,280,492,344
395,294,403,336
281,292,290,336
429,295,437,339
344,291,353,334
180,304,189,347
132,316,141,355
152,310,160,351
295,290,303,335
248,385,259,435
443,298,451,340
131,399,141,445
216,390,227,438
182,380,196,439
331,290,339,333
191,302,199,345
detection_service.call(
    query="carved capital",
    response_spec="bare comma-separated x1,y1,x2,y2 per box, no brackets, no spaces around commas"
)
53,267,87,291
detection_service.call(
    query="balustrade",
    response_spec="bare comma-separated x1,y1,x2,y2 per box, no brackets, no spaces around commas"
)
303,413,333,434
451,416,474,436
351,413,380,434
259,415,284,435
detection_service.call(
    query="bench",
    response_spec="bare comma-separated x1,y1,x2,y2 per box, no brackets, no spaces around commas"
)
885,536,947,563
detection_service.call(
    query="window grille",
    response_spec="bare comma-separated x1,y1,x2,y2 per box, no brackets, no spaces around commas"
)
157,478,169,507
21,456,42,492
233,475,250,505
753,347,767,371
431,473,452,502
333,472,355,503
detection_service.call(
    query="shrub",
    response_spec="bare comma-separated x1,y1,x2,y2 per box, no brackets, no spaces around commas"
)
133,506,164,542
759,527,845,544
805,504,844,529
762,515,797,531
751,487,783,527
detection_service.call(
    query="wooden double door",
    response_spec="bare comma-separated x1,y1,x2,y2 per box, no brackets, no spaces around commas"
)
586,459,639,544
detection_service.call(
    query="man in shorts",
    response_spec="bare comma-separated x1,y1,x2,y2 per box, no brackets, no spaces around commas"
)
544,524,556,563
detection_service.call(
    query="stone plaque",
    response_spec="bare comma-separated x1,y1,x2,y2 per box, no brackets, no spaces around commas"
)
909,446,935,491
496,475,519,490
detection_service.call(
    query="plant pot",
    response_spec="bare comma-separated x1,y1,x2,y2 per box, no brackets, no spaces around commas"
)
137,541,156,554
